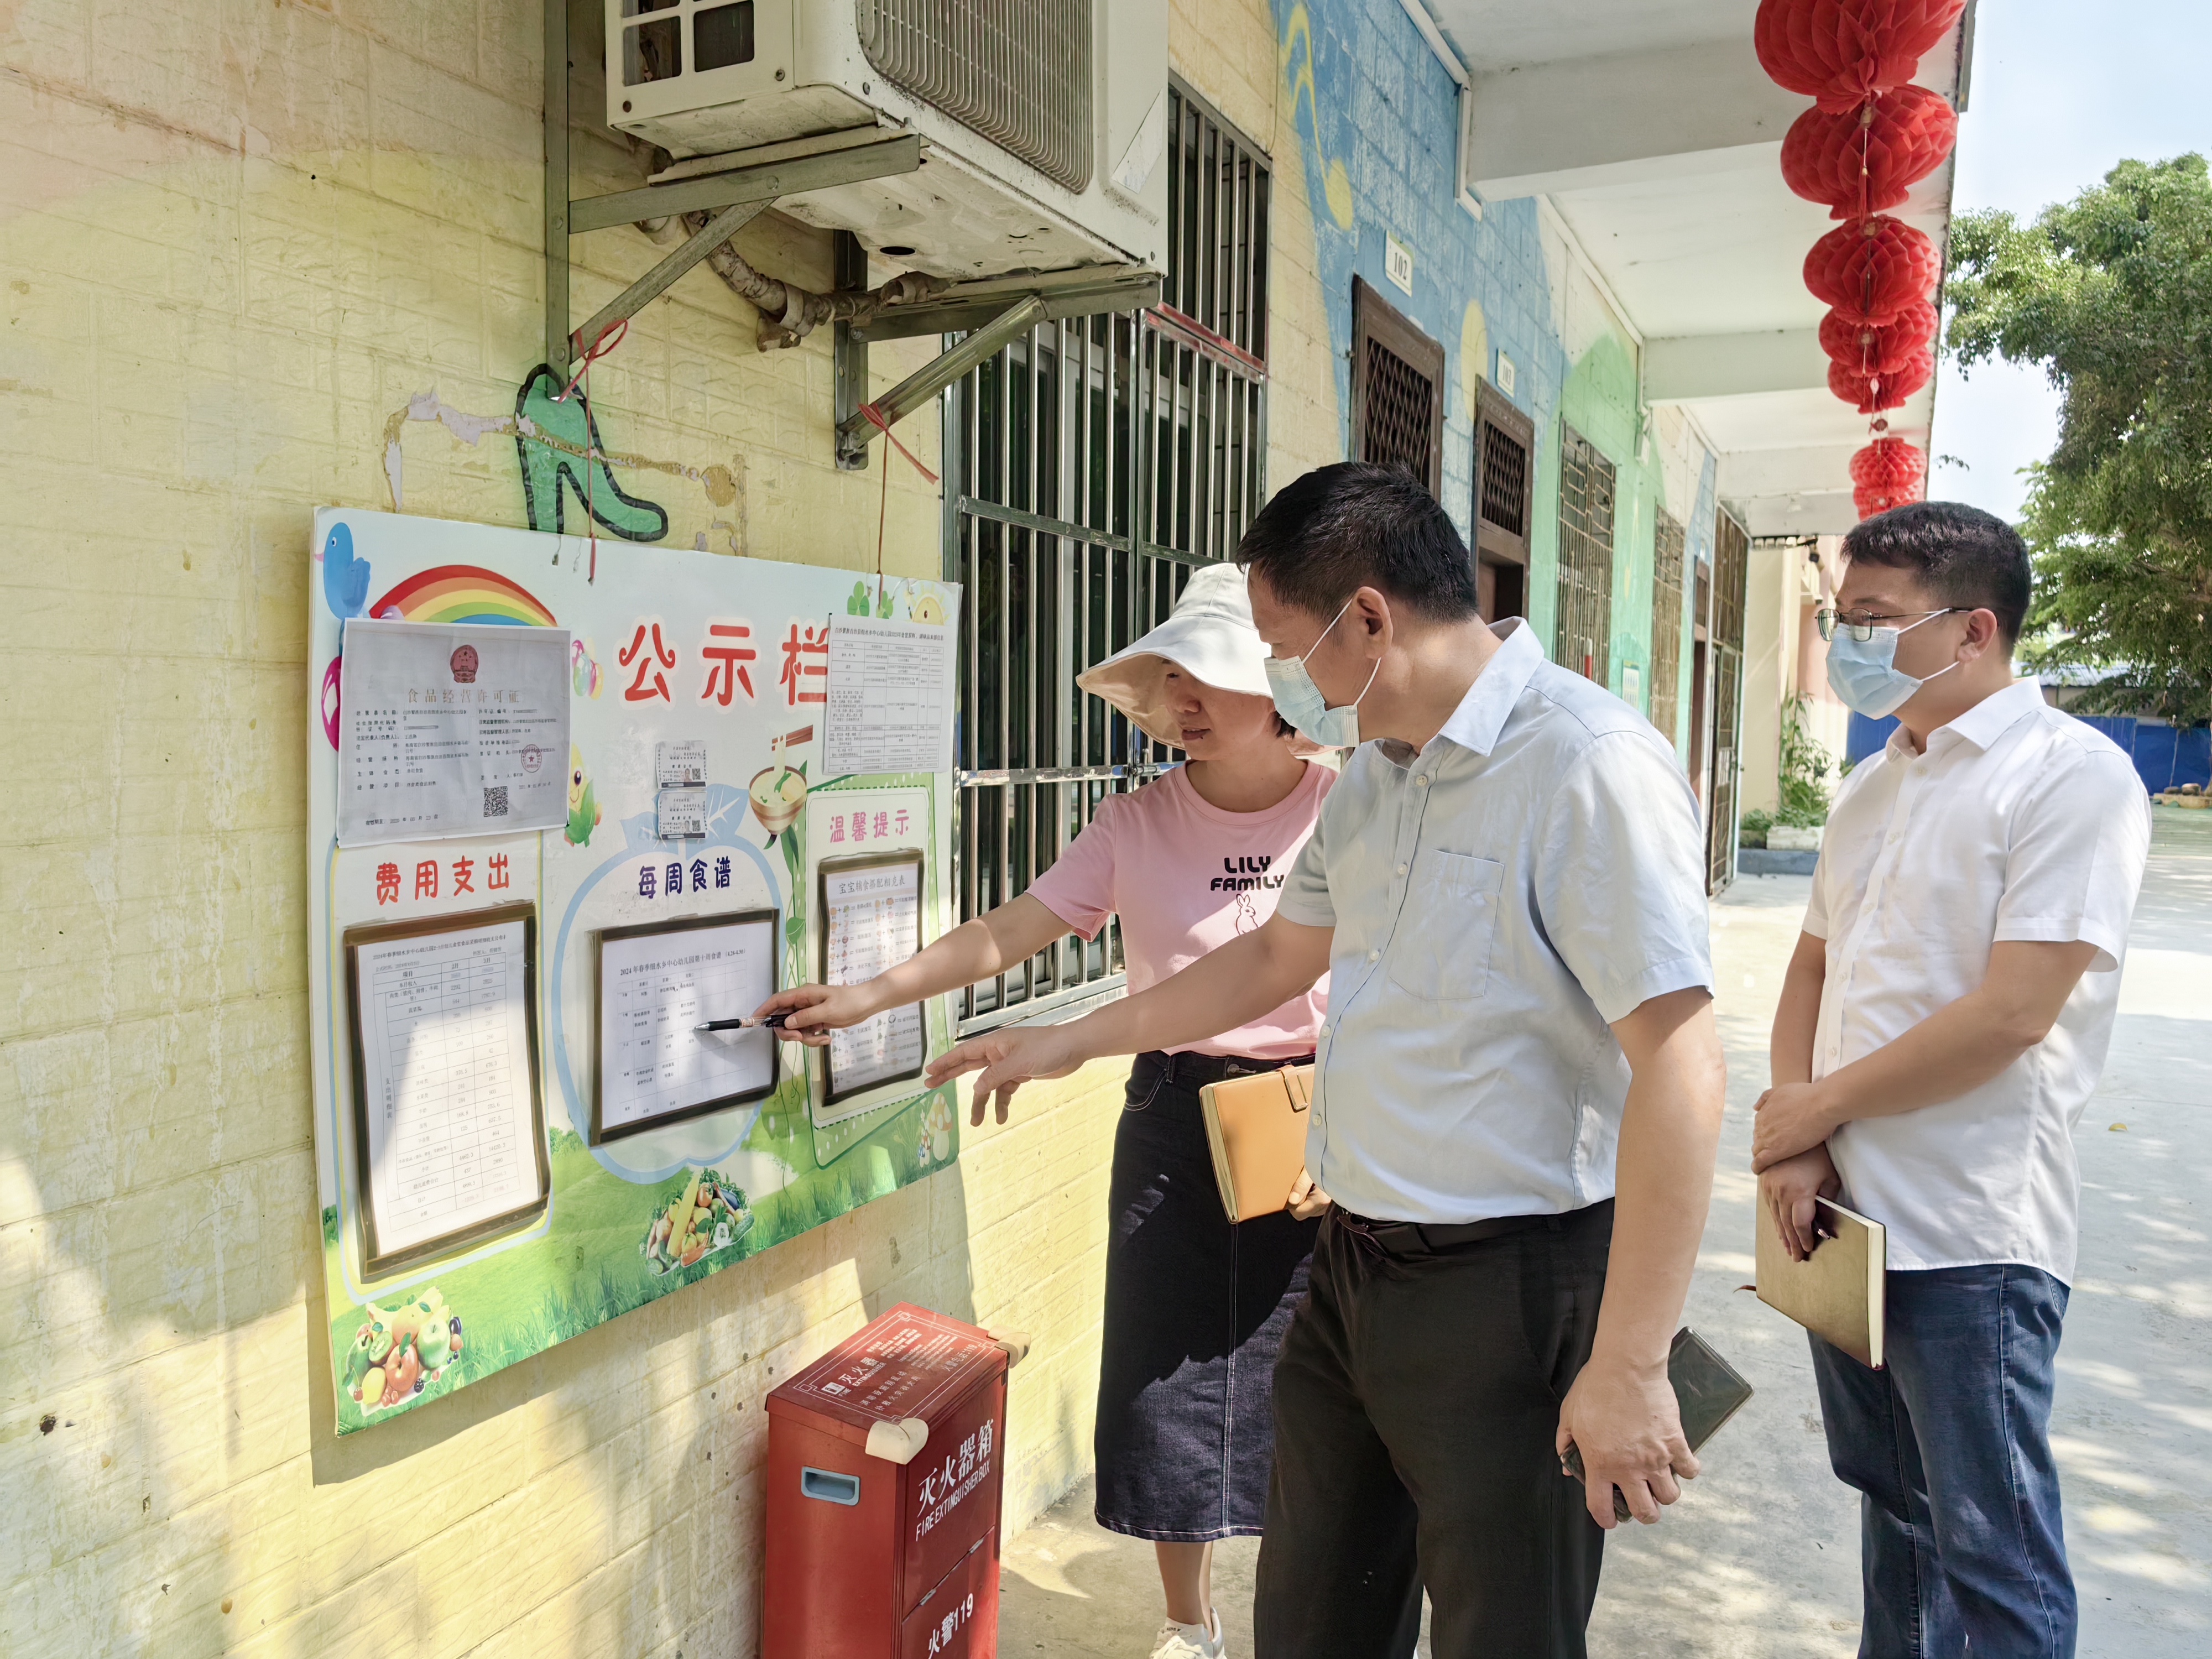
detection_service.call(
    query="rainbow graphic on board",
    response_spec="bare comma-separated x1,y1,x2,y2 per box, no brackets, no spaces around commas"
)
367,565,557,628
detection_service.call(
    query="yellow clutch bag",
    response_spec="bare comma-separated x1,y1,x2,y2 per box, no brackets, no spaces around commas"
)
1197,1065,1315,1223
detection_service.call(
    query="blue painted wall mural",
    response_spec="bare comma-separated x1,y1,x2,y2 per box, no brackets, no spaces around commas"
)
1269,0,1720,760
1276,1,1568,557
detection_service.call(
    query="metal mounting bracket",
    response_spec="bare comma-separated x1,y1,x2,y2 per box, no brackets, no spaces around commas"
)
542,0,919,372
831,230,871,471
831,265,1163,468
544,1,1160,471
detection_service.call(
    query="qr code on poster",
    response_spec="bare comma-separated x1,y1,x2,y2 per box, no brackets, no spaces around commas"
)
483,786,509,818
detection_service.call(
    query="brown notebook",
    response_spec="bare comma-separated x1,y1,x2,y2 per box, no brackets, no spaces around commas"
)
1755,1194,1887,1369
1198,1065,1315,1223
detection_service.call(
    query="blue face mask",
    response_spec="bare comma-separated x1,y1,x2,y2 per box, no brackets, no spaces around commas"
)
1824,609,1961,718
1264,595,1381,748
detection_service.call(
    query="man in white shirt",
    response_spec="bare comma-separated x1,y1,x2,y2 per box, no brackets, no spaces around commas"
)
1755,502,2151,1659
927,464,1726,1658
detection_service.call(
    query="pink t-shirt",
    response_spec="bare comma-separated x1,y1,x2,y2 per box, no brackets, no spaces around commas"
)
1024,762,1332,1059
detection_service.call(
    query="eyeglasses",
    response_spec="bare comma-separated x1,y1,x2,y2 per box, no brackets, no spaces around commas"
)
1814,606,1962,643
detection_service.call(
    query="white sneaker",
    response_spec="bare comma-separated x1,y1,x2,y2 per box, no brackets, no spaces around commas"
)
1148,1609,1224,1659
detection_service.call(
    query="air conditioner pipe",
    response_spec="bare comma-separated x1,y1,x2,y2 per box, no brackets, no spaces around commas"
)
673,211,946,351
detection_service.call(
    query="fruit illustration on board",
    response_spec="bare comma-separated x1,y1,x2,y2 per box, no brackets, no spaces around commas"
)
566,744,601,846
345,1286,462,1417
909,592,948,626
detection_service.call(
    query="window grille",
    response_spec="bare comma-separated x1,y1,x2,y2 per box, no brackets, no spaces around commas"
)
1472,379,1535,620
1473,384,1532,552
1478,418,1528,542
943,81,1269,1034
1350,278,1444,492
1649,509,1686,744
1553,424,1615,685
1704,510,1750,893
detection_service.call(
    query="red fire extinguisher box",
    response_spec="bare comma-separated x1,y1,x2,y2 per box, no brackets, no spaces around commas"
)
761,1303,1010,1659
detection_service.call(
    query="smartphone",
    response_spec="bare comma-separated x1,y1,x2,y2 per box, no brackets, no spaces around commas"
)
1560,1327,1754,1522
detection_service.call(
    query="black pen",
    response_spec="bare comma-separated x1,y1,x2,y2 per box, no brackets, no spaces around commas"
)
694,1013,790,1032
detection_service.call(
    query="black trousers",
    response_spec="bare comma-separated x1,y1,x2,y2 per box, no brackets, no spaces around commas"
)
1254,1201,1615,1659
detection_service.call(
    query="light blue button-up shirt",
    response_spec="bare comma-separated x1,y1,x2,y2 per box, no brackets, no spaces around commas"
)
1276,620,1713,1224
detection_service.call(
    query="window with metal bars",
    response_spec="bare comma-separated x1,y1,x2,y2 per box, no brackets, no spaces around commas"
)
941,80,1269,1035
1478,413,1530,546
1553,424,1615,685
1704,510,1750,893
1649,509,1686,744
1350,278,1443,493
1472,379,1535,621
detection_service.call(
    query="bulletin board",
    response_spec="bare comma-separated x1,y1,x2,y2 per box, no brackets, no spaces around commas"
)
307,506,964,1432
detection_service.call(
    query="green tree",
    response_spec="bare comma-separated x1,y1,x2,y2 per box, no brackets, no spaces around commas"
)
1946,154,2212,723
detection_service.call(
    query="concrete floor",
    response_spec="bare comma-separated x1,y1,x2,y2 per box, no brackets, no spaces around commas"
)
997,809,2212,1658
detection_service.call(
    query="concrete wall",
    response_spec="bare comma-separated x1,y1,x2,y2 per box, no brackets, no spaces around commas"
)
0,1,1212,1652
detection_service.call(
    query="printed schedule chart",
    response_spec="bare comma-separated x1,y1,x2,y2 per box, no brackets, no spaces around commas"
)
592,911,779,1142
347,909,547,1271
819,852,926,1103
823,615,956,776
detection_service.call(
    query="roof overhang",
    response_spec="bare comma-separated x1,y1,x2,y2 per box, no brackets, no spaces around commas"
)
1429,0,1971,537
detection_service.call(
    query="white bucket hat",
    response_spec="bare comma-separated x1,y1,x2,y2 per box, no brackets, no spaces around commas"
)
1075,562,1275,746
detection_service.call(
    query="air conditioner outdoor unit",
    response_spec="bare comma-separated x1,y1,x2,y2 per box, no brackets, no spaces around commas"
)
606,0,1168,280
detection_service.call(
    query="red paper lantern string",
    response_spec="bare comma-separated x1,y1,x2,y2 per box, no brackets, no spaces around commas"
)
1755,0,1968,113
1850,436,1927,495
1804,215,1939,326
1819,299,1938,377
1855,482,1917,519
1829,348,1933,413
1781,85,1958,220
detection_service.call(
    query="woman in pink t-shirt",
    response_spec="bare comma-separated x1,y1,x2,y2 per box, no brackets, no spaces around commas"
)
759,564,1329,1659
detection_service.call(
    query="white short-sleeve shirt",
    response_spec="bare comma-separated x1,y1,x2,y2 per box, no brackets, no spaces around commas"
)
1806,679,2152,1282
1275,620,1713,1224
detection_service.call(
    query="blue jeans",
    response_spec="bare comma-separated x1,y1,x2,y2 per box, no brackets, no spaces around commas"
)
1811,1265,2074,1658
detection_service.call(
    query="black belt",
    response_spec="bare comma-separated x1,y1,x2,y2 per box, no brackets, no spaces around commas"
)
1332,1198,1614,1262
1141,1050,1314,1087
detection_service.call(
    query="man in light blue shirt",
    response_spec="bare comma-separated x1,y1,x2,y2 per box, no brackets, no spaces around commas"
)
929,464,1725,1658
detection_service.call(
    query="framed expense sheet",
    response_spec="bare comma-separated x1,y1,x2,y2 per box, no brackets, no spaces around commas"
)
592,910,781,1144
343,904,551,1279
818,851,927,1107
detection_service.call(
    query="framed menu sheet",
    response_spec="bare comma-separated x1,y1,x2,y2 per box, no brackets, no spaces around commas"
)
343,904,551,1279
591,909,781,1144
818,851,927,1106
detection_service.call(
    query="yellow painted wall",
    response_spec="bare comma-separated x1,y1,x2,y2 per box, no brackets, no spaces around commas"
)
1741,538,1849,817
1171,0,1342,483
0,0,1353,1651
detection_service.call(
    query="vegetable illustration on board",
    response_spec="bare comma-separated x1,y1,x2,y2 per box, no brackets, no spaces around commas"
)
641,1168,754,1273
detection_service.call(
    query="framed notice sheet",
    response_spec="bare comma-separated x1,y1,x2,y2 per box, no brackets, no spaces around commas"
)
818,851,927,1106
591,910,781,1144
337,618,571,847
343,904,551,1279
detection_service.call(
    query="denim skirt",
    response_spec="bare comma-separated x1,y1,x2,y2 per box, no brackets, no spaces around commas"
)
1095,1048,1321,1542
